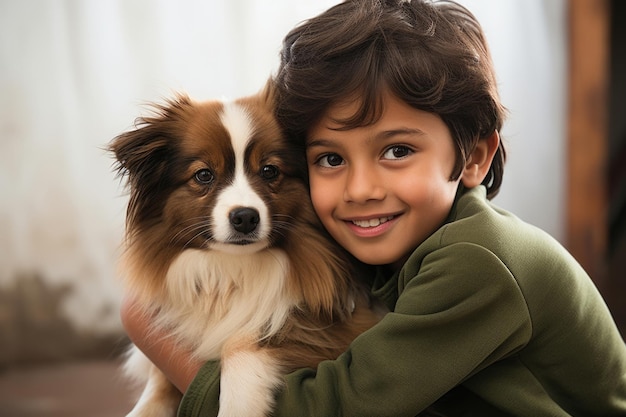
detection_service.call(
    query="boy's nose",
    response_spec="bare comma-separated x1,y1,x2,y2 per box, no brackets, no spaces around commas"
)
343,165,385,203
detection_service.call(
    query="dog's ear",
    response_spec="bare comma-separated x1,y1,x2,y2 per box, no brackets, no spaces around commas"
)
260,78,278,108
109,96,191,227
109,124,170,189
109,95,190,189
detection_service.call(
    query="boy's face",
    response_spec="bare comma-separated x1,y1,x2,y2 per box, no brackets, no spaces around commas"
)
306,92,461,270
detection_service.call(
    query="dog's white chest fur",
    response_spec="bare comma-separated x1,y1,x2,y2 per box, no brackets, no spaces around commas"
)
162,248,293,359
124,247,295,417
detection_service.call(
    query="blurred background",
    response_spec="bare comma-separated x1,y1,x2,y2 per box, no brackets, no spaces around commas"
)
0,0,624,416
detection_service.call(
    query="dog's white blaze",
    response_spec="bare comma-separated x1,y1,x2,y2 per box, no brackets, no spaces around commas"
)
212,102,270,251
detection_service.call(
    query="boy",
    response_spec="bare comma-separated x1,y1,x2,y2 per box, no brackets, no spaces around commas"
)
122,0,626,415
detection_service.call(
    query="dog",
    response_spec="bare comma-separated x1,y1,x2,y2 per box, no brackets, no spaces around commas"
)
110,81,383,417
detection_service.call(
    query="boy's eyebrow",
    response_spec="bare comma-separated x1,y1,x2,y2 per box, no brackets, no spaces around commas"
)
376,128,427,140
307,128,428,148
306,138,335,148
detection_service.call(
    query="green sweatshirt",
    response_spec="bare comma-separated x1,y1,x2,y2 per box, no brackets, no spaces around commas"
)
178,186,626,416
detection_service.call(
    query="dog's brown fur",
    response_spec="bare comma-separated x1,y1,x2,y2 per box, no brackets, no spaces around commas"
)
110,82,383,416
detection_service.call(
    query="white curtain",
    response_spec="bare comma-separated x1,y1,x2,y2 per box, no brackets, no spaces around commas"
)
464,0,567,242
0,0,566,335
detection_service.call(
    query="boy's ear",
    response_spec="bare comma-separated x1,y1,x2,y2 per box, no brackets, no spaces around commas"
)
461,130,500,189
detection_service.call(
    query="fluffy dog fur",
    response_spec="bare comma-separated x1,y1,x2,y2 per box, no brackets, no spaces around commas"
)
110,82,382,417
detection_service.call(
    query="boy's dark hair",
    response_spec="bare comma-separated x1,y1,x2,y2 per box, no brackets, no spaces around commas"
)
275,0,506,198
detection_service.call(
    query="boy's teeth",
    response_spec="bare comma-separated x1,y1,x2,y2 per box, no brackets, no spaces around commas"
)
352,216,393,228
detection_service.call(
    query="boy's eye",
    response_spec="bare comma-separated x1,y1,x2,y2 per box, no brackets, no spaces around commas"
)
317,153,344,168
383,145,412,160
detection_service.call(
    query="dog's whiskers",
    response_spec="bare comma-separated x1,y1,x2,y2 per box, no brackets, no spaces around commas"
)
171,223,209,245
272,215,298,239
171,218,213,246
183,228,213,249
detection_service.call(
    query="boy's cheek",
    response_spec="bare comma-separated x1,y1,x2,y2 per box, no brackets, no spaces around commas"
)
309,184,334,220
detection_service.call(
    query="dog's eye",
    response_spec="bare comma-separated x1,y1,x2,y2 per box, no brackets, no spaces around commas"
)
260,165,280,180
194,168,214,184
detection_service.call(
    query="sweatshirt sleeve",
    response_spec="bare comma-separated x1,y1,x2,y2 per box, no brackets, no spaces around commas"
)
178,361,221,417
178,243,533,417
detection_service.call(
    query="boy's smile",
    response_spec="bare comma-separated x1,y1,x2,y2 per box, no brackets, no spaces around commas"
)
306,92,462,270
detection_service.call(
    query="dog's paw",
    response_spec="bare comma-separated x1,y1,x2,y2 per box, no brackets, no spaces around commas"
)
125,365,181,417
218,347,282,417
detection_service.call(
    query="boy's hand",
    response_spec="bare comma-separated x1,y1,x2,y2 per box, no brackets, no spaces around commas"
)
120,296,203,393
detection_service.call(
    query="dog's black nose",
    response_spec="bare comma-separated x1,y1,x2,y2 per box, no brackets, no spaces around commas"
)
229,207,260,234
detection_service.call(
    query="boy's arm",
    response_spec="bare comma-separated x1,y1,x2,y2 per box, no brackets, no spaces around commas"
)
120,296,203,394
175,244,532,417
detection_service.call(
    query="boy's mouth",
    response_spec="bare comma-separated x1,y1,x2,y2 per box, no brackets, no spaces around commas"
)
351,216,395,228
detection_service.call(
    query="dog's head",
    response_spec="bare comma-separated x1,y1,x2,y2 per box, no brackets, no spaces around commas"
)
111,82,359,316
110,83,313,270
